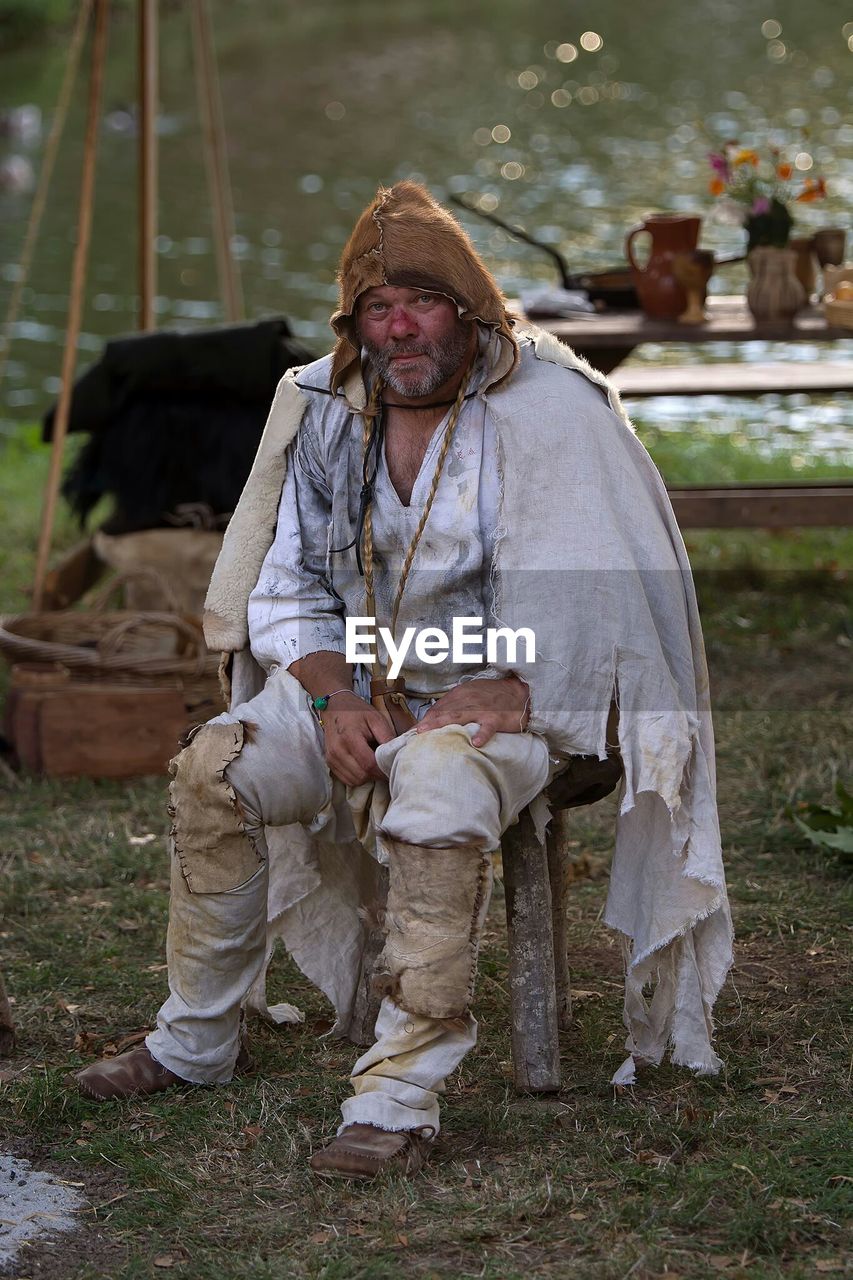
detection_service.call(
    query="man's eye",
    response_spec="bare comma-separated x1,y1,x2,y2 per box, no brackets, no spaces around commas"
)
417,294,436,305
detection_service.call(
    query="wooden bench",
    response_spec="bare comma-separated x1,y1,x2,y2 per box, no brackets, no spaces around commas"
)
608,363,853,528
535,297,852,529
611,360,853,399
668,482,853,528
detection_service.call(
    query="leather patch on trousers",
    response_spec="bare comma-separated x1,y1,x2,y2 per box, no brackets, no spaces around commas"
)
376,839,491,1019
168,720,262,894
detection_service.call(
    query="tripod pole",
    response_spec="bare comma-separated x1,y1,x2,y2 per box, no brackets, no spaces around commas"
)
32,0,110,610
190,0,244,321
138,0,158,330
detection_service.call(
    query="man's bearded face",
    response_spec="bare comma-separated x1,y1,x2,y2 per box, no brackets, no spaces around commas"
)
356,286,472,397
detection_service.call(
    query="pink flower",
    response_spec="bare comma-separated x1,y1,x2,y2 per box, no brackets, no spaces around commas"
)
708,151,730,179
751,196,771,215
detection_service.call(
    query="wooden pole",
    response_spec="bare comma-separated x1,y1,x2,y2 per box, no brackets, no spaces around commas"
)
189,0,244,322
547,817,573,1030
0,0,93,391
138,0,158,330
32,0,110,612
503,811,562,1093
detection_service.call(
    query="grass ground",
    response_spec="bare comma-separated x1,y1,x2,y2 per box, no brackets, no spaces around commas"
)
1,426,851,1279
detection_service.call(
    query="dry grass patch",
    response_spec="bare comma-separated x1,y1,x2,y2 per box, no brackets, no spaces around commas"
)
2,572,850,1278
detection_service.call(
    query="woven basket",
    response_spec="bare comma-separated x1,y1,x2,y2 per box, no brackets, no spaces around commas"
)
0,572,220,695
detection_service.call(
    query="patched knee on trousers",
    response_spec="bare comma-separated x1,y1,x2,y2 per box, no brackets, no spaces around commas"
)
168,720,263,895
373,840,492,1019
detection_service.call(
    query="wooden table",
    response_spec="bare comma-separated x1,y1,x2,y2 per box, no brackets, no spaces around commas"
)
531,295,853,528
534,294,853,375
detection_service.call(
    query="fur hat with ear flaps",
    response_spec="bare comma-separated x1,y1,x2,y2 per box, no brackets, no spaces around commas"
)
329,181,519,390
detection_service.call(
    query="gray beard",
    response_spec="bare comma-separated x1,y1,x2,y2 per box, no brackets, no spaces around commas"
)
360,322,471,397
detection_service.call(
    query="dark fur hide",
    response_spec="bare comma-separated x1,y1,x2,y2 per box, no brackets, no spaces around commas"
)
48,319,314,534
64,395,272,533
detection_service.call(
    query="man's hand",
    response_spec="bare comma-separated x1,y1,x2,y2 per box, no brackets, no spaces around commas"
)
416,675,530,747
321,692,394,787
288,651,393,787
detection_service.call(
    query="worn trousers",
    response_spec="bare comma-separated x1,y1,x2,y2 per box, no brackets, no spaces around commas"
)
146,666,551,1133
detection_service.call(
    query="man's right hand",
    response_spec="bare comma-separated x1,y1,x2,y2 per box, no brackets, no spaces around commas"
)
288,651,393,786
320,691,394,787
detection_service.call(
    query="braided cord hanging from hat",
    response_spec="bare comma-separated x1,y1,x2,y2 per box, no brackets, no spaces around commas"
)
361,363,474,714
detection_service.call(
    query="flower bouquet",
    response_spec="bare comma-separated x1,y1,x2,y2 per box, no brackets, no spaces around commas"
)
707,142,826,251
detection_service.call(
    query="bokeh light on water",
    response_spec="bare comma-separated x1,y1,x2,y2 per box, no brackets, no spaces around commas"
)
0,0,850,464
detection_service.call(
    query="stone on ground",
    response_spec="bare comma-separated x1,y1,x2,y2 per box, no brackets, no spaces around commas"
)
0,1155,84,1270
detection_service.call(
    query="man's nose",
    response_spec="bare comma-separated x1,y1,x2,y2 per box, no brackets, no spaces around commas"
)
388,305,419,337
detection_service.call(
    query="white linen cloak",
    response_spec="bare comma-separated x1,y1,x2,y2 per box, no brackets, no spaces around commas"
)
202,324,733,1084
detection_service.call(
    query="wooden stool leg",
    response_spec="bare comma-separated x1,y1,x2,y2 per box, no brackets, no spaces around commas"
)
347,864,389,1047
547,816,573,1031
503,810,561,1093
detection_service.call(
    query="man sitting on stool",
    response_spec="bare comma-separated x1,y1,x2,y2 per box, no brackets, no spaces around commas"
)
72,182,731,1180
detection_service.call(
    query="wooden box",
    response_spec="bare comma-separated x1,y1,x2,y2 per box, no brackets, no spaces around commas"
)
4,668,203,778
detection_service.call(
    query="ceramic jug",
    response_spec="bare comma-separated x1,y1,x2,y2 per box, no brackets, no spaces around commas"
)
746,247,806,323
788,237,817,299
625,213,702,319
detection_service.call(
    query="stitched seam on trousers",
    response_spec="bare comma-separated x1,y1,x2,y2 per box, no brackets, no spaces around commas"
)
466,854,490,1004
385,911,459,940
169,722,260,893
386,921,460,945
385,939,465,966
166,794,185,882
167,817,192,888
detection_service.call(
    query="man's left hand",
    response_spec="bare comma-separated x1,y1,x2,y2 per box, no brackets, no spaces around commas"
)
415,675,530,747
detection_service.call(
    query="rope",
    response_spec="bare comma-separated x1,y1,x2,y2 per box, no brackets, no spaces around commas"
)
190,0,244,322
0,0,93,391
31,0,109,611
362,364,474,682
361,380,383,625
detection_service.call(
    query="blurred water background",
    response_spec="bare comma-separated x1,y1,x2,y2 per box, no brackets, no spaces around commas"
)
1,0,851,466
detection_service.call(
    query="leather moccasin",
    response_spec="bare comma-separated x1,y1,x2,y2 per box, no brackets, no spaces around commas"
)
71,1042,252,1102
71,1045,183,1102
309,1122,434,1180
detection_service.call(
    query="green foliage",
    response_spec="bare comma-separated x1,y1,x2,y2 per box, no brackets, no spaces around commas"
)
790,781,853,859
0,0,72,40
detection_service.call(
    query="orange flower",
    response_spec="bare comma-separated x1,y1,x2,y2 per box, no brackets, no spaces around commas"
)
708,176,726,196
776,162,793,179
733,148,759,167
795,177,827,202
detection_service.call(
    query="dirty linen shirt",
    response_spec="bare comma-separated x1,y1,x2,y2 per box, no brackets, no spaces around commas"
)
247,346,500,699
